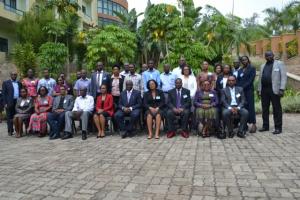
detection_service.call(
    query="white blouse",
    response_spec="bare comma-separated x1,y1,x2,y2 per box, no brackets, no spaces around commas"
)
179,75,197,98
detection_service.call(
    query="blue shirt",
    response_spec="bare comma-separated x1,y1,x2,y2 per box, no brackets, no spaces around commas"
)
38,78,56,96
160,72,176,92
12,80,19,99
74,78,91,95
142,69,161,92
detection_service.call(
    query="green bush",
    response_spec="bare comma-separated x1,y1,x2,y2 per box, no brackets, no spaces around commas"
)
12,43,37,76
286,39,298,59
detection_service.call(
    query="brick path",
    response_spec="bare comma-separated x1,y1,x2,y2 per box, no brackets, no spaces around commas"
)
0,114,300,200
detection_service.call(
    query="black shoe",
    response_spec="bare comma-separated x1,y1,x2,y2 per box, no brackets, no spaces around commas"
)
237,131,246,138
258,127,269,132
8,131,13,136
272,129,282,134
228,132,234,138
218,131,226,139
82,131,87,140
120,131,127,139
61,132,72,140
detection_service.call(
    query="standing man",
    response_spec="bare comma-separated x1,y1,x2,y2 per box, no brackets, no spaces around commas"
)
172,57,187,78
37,69,56,96
221,76,249,138
114,80,142,138
120,62,130,76
2,72,21,135
73,69,91,96
123,63,143,94
90,61,111,98
142,60,161,92
258,51,287,134
160,64,176,102
232,57,241,78
47,86,74,139
166,78,191,138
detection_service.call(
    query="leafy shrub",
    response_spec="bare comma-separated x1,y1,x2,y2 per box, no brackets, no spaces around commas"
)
12,43,37,76
286,39,298,59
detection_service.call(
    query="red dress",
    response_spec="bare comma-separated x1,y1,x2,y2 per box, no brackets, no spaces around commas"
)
96,94,114,117
22,78,39,97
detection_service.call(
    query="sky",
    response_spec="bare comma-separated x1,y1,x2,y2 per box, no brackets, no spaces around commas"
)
127,0,290,23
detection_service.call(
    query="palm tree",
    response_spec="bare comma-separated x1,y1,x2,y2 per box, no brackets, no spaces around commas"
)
114,8,144,32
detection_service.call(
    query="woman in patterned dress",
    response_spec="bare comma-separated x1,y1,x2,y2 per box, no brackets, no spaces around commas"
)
194,81,219,137
22,69,39,98
28,86,53,137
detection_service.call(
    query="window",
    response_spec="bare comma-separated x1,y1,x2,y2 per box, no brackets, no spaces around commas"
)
97,0,127,15
82,5,86,14
0,38,8,53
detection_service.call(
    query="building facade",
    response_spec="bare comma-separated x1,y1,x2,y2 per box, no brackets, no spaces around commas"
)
0,0,128,61
97,0,128,26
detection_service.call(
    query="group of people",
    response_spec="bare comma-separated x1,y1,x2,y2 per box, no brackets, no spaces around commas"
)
0,51,287,140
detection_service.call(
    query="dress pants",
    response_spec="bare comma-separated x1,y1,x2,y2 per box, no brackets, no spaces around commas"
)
261,86,282,130
244,89,256,124
222,108,249,133
167,109,190,132
6,99,17,133
114,109,140,132
64,111,91,133
47,112,66,137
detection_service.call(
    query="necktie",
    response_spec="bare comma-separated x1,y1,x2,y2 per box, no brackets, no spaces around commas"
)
176,90,181,108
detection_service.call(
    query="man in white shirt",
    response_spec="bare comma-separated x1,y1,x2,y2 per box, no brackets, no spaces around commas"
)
120,62,130,76
62,87,94,140
172,57,187,78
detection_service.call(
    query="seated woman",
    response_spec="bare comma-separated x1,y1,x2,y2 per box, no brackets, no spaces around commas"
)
93,84,114,138
52,77,69,97
28,86,53,137
14,88,34,138
194,81,218,138
143,80,165,139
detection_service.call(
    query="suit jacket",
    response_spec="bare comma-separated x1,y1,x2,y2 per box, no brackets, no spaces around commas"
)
118,89,142,111
52,95,74,111
110,75,125,95
143,89,165,110
96,94,114,116
237,65,256,91
167,88,191,110
2,79,22,107
194,89,218,108
15,97,34,114
258,60,287,95
90,71,111,98
221,86,246,109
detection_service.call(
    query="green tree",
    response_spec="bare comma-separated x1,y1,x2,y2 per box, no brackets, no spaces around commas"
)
114,8,143,32
38,42,68,75
86,25,137,70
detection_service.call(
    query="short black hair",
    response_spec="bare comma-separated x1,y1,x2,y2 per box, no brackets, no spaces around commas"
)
112,64,120,70
38,86,48,95
146,79,158,90
181,65,192,75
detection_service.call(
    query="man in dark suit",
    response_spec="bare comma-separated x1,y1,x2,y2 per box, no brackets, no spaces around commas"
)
47,86,74,139
114,80,142,138
221,75,248,138
2,72,22,135
166,78,191,138
90,61,111,98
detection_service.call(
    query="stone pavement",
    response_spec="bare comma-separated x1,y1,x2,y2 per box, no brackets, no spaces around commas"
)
0,114,300,200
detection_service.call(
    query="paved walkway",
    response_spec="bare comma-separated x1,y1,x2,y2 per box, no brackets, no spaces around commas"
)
0,114,300,200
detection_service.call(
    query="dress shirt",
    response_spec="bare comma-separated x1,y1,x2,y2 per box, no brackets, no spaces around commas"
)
160,72,176,92
233,68,240,78
96,71,103,89
120,71,130,76
142,69,161,92
228,87,240,109
12,80,19,99
72,95,94,112
38,78,56,96
123,73,143,93
111,75,121,96
222,77,228,89
74,78,91,95
125,89,133,111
